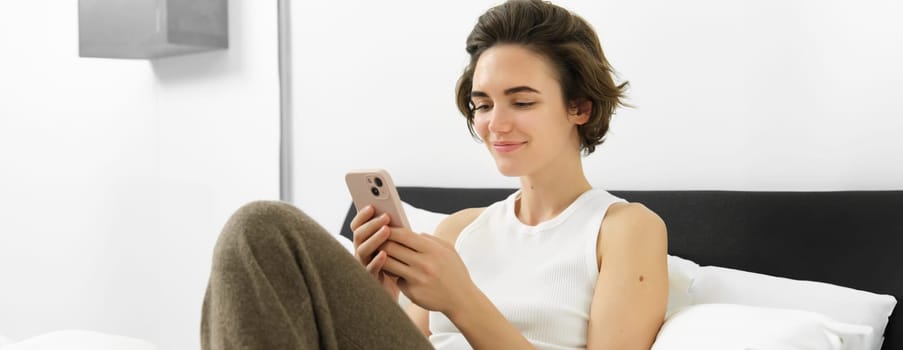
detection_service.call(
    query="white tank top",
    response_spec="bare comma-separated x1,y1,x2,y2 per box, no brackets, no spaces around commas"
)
428,188,626,350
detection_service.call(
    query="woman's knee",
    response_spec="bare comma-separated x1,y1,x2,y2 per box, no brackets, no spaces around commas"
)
214,201,312,257
217,201,329,252
228,200,309,231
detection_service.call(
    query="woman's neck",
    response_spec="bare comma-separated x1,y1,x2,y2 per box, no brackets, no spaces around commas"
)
515,158,592,226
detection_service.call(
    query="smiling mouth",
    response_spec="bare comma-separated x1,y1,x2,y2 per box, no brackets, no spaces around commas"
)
492,141,526,153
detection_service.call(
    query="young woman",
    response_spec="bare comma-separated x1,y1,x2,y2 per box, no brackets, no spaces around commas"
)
201,1,668,349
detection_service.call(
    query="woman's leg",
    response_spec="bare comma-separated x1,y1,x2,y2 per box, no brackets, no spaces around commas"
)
201,200,432,350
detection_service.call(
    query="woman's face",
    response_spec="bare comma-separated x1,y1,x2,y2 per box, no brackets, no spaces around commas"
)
471,44,586,177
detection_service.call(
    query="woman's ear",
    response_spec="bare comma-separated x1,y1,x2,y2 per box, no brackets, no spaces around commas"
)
568,99,592,125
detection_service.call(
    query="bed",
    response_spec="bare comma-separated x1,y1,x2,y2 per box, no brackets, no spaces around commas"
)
340,187,903,349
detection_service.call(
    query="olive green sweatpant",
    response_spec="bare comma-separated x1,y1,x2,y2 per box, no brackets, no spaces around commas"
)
201,200,433,349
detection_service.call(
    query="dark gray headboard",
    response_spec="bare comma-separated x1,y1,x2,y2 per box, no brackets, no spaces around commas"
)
340,187,903,349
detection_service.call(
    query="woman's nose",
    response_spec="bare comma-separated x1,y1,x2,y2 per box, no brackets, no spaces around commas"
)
488,107,513,134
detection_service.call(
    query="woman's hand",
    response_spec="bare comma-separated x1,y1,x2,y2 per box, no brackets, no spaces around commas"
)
349,205,399,300
379,227,478,314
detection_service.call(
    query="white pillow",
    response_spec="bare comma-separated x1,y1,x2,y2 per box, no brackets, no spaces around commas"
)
0,333,12,347
666,255,700,318
652,303,874,350
334,233,355,255
2,330,157,350
400,201,448,234
690,266,897,350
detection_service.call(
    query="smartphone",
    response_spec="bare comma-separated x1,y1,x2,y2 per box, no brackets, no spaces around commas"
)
345,169,410,230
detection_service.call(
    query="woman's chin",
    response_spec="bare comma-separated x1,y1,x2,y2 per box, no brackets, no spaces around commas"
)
494,161,524,177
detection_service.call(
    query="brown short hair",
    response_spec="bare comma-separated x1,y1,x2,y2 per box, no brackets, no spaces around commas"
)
455,0,628,155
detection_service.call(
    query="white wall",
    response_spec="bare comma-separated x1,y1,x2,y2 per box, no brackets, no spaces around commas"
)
0,0,279,349
151,0,280,347
291,0,903,234
0,0,161,342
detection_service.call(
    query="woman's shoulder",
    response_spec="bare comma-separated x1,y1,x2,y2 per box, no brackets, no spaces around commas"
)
433,207,486,245
599,201,667,251
604,202,665,229
592,201,668,271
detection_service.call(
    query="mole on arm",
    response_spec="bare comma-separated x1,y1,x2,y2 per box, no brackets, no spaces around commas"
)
639,275,644,282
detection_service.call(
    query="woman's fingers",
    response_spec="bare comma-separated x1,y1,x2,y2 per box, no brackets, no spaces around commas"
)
385,227,430,252
348,205,373,232
381,240,421,267
355,225,390,263
383,254,416,280
365,250,387,275
352,211,390,247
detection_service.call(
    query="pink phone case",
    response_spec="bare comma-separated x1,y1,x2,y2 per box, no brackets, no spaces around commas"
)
345,169,410,229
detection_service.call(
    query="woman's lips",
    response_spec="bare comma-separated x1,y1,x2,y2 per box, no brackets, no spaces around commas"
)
492,141,526,153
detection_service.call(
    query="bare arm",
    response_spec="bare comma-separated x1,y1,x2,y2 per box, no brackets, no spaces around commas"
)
401,208,483,338
587,203,669,350
406,303,431,337
384,207,535,349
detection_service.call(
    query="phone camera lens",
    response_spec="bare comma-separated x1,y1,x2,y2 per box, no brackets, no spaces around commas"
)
374,177,383,187
371,187,380,196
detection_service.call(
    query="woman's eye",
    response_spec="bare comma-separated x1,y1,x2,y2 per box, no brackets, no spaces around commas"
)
514,102,536,108
473,104,491,112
